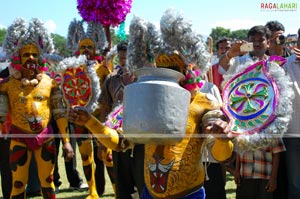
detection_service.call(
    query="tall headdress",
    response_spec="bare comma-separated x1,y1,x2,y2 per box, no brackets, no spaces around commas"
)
86,21,109,54
67,19,86,55
2,17,54,71
67,18,108,56
127,8,211,74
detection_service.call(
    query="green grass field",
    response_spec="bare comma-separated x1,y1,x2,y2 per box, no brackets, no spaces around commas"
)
0,148,237,199
225,173,237,199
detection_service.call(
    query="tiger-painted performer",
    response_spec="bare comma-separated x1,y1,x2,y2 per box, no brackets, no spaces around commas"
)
63,19,111,199
0,18,74,199
68,9,234,199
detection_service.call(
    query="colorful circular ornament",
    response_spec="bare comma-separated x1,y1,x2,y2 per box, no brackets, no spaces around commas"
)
59,55,100,113
222,60,279,135
62,66,92,107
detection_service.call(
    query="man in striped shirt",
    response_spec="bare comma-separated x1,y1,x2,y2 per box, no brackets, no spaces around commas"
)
234,139,285,199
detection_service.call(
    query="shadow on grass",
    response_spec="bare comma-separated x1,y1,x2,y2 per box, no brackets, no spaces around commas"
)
102,193,115,197
58,188,88,193
56,188,115,199
57,193,115,199
226,188,236,194
227,174,234,181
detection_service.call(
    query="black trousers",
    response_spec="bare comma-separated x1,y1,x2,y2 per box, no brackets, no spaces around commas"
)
203,163,226,199
236,178,273,199
113,144,145,199
273,148,287,199
93,139,105,196
0,138,12,199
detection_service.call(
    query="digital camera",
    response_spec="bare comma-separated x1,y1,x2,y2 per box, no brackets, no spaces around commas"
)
275,35,286,45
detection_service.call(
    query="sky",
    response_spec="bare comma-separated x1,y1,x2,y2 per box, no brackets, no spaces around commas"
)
0,0,299,39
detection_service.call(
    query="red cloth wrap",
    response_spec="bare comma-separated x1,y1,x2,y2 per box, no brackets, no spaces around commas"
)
11,125,53,150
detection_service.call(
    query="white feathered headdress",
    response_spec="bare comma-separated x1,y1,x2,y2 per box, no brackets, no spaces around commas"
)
127,8,211,74
67,18,108,55
2,17,54,62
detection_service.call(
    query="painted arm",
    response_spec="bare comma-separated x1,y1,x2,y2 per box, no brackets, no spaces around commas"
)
219,41,245,71
51,85,74,161
69,106,131,151
202,110,234,162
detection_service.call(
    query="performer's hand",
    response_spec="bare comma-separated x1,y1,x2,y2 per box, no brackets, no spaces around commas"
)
62,142,74,162
234,169,241,186
204,119,232,139
122,67,135,85
294,47,300,61
68,106,91,126
227,40,247,58
265,178,277,192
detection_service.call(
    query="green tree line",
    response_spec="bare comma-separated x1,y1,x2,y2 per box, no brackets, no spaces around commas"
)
209,27,248,52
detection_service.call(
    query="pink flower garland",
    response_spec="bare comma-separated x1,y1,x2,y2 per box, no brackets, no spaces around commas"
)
182,69,204,91
10,55,48,72
10,55,22,71
39,59,49,72
77,0,133,27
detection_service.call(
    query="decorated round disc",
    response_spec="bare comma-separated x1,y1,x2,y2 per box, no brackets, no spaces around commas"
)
222,60,279,135
62,66,92,107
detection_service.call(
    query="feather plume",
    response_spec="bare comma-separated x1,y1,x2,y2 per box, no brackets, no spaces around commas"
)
160,8,211,73
127,16,149,71
67,19,86,54
86,21,108,54
2,18,27,58
126,8,210,74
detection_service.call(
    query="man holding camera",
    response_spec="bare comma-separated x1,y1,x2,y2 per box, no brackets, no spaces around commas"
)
219,25,271,73
265,20,292,58
265,20,292,199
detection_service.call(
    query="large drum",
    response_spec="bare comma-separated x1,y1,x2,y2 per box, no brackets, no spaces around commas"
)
123,67,191,144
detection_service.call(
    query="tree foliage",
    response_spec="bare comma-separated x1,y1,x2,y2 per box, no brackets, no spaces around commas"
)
231,29,248,41
210,27,231,43
209,26,248,52
51,33,70,57
0,28,7,45
111,28,121,47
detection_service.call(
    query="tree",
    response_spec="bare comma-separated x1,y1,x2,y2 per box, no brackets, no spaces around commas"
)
209,27,231,52
51,33,70,57
231,29,248,41
209,27,249,52
210,27,231,44
111,28,121,46
0,28,7,45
